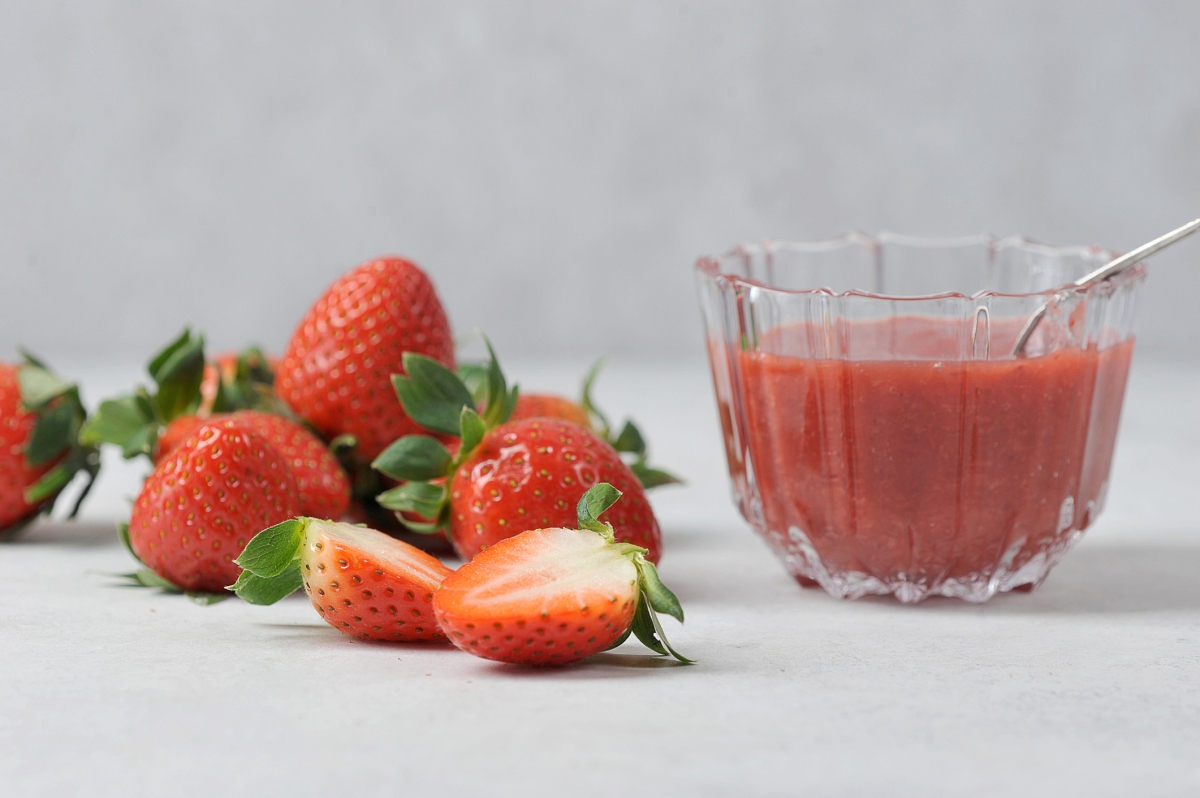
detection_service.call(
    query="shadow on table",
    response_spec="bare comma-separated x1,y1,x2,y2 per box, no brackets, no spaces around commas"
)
482,651,695,680
6,520,118,547
921,542,1200,615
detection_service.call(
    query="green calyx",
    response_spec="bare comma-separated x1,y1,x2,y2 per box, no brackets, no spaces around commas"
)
115,522,229,605
80,328,206,459
576,484,692,664
80,329,288,461
372,338,517,532
4,352,101,533
228,518,309,605
579,360,683,490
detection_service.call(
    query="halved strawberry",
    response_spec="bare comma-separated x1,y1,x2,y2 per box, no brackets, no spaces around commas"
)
231,517,453,642
433,483,690,666
373,343,663,562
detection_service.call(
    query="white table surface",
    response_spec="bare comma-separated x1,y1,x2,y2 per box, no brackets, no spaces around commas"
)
3,354,1198,797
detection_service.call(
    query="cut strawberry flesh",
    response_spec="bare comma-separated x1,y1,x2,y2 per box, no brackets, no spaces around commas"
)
301,519,453,642
434,528,639,665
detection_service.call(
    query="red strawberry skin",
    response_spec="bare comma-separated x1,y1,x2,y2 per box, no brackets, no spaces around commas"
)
434,527,639,666
157,412,350,520
155,414,208,463
275,257,456,462
510,394,591,428
448,419,662,563
226,411,349,520
0,363,52,529
130,422,302,592
300,520,452,642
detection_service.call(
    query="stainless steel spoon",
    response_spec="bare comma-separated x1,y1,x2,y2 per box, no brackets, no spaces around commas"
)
1011,217,1200,357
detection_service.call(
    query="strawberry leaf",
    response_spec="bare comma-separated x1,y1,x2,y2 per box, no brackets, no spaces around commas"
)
612,421,647,456
576,482,621,534
635,559,684,623
459,406,485,454
372,436,452,481
480,337,514,429
131,567,178,590
641,590,693,664
17,362,71,409
580,358,612,438
377,482,446,521
629,598,668,656
81,397,155,456
26,402,74,466
117,522,140,563
230,561,303,605
458,362,490,407
234,519,306,578
629,460,683,489
150,330,206,422
186,592,230,606
393,353,475,436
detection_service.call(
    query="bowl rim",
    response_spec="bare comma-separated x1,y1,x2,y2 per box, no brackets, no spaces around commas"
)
695,232,1146,302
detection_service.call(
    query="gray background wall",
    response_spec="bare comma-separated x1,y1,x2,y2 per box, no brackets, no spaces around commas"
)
2,0,1198,363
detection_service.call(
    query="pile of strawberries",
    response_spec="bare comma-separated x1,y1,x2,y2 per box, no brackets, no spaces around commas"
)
0,257,688,666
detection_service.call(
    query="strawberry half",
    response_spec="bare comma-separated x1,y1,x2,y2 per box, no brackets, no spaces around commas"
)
434,483,690,666
126,420,302,595
275,257,456,463
372,343,663,562
231,517,453,642
1,355,100,539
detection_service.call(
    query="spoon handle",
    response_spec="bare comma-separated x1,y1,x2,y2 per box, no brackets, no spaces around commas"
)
1073,217,1200,287
1012,217,1200,357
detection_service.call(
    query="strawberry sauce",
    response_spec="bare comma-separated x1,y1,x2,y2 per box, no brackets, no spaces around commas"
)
734,318,1134,596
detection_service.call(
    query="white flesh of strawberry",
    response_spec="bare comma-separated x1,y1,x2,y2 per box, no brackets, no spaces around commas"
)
458,527,638,617
302,519,450,584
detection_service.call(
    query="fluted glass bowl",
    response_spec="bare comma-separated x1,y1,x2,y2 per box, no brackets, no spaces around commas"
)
696,233,1144,603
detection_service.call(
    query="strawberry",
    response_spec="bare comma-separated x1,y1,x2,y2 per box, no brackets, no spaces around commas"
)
82,331,350,521
433,483,690,666
1,355,99,539
275,257,456,463
126,420,301,594
157,411,350,520
487,359,681,490
510,394,591,428
372,344,663,562
199,347,279,416
231,516,454,642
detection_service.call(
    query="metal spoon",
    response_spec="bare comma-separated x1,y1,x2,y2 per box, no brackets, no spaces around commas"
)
1011,217,1200,357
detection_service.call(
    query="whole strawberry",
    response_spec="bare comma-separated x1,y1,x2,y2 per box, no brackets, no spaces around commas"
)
1,356,99,538
275,257,456,463
128,421,301,593
434,483,690,666
449,418,660,561
473,359,681,490
372,344,662,562
231,516,453,642
158,410,350,520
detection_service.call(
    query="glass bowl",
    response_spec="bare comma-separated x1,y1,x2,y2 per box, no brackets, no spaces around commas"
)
695,233,1144,603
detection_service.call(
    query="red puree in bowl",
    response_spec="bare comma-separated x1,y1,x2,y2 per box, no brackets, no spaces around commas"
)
738,317,1134,591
